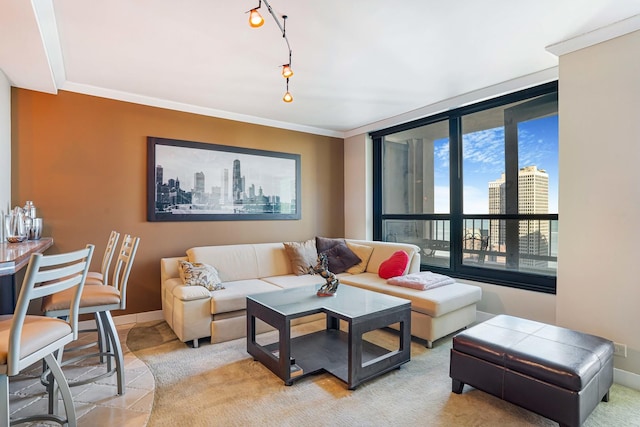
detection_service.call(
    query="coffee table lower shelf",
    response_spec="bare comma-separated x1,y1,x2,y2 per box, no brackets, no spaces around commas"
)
261,328,406,389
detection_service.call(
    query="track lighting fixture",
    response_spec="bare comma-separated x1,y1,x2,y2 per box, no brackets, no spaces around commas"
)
283,78,293,103
247,0,295,102
282,64,293,79
248,8,264,27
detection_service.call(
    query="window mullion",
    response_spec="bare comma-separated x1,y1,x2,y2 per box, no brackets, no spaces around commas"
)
449,117,463,271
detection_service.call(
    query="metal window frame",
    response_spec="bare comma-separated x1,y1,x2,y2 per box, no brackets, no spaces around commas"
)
372,82,558,294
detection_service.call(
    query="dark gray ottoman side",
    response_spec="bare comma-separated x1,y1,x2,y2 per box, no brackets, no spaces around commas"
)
449,315,614,427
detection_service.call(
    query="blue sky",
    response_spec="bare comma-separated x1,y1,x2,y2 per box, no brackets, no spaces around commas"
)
433,115,559,214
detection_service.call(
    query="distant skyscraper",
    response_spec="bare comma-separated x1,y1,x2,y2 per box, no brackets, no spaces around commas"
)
193,171,205,204
222,168,229,204
232,160,243,203
156,165,163,186
488,165,549,268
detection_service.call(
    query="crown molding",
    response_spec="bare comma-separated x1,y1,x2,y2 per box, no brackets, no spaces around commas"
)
546,14,640,56
61,82,344,138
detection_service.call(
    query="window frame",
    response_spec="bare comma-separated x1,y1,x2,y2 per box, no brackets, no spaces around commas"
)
371,81,558,294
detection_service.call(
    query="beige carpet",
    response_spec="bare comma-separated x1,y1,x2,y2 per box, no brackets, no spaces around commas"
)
127,320,640,427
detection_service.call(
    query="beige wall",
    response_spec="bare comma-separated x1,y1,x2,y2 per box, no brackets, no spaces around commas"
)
344,133,372,240
459,279,556,324
11,89,344,315
557,30,640,375
0,70,10,240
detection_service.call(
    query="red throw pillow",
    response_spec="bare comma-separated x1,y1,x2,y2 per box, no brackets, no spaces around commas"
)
378,250,410,279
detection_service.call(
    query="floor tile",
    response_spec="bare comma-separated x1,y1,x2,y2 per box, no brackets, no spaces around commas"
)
8,323,152,427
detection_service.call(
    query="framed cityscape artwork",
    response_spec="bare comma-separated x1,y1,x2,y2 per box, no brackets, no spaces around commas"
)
147,137,301,221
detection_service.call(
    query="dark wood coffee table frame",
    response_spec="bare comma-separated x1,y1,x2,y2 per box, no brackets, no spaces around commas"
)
247,285,411,389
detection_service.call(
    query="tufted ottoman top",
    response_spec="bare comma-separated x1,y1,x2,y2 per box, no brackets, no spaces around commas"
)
453,315,614,392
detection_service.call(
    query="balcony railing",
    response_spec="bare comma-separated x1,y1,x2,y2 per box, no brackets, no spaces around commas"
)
383,217,558,276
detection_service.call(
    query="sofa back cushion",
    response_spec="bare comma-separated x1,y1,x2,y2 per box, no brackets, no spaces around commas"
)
253,243,292,278
346,240,420,275
187,242,292,282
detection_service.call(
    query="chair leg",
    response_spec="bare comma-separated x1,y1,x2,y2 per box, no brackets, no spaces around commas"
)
95,313,107,364
100,310,125,395
1,374,9,427
47,348,64,416
44,352,77,427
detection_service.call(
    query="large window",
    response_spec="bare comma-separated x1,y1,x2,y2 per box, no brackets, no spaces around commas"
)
373,82,558,293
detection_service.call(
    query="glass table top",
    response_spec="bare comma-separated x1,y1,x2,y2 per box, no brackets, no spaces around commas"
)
247,284,410,319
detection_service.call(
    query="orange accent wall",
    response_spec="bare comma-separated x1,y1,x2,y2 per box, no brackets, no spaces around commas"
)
11,89,345,315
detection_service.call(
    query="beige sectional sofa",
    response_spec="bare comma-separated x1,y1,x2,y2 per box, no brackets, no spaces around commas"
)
160,239,482,348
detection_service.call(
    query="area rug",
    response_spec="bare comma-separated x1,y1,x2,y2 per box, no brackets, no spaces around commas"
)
127,320,640,427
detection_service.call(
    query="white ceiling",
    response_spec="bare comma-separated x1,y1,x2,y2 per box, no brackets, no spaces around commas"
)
1,1,640,138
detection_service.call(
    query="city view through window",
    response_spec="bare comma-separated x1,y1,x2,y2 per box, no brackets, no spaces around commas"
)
380,88,558,281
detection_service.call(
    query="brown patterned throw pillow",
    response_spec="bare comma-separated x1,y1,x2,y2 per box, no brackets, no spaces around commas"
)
178,260,225,291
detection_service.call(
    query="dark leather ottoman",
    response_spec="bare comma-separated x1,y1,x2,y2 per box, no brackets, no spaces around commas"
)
449,315,613,427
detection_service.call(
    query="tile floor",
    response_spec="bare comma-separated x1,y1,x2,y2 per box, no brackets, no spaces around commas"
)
8,323,152,426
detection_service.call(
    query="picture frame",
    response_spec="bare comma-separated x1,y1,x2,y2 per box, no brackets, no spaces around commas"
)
147,137,301,221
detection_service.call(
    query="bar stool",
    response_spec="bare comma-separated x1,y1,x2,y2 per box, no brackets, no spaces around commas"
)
1,245,94,427
86,230,120,286
41,235,140,399
82,230,120,363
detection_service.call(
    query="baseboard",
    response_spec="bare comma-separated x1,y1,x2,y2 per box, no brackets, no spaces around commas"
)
78,310,164,329
614,368,640,391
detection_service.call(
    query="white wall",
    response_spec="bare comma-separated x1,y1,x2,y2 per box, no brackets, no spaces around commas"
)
344,133,372,240
0,69,10,242
557,30,640,376
458,279,556,324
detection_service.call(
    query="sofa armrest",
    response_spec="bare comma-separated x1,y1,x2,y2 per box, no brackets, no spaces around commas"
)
172,284,212,301
161,256,188,284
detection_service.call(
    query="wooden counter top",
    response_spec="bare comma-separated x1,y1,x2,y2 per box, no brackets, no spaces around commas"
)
0,237,54,276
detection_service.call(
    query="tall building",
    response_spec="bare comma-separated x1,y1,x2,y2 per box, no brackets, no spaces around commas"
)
193,171,205,203
222,168,229,204
232,159,243,204
156,165,163,186
488,165,549,269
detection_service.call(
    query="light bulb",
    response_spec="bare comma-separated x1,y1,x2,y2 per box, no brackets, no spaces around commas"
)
282,64,294,78
249,9,264,27
283,91,293,103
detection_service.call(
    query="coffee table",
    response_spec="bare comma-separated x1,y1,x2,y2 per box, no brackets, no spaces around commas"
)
246,284,411,389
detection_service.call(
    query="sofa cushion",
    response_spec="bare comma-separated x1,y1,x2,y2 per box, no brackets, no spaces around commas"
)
345,242,374,274
209,279,281,314
378,250,410,279
346,240,420,274
340,273,481,317
253,243,296,277
188,245,260,282
283,239,317,276
262,274,325,289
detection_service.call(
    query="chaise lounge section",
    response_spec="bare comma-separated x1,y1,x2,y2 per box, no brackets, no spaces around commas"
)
161,239,482,347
